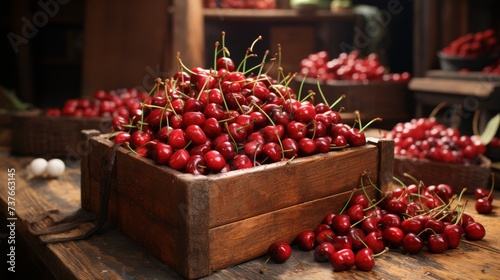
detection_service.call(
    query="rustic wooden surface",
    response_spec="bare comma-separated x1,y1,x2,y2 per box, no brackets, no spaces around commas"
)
80,133,390,279
1,150,500,279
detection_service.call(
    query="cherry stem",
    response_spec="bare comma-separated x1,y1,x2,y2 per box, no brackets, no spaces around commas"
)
363,194,385,211
213,41,220,70
373,247,390,258
251,101,276,126
339,188,357,214
221,31,228,57
350,215,371,228
257,50,270,77
300,90,316,104
363,171,381,194
329,95,345,110
276,43,282,82
402,173,420,185
418,227,438,237
453,202,466,225
359,117,383,133
486,172,495,200
472,109,481,136
275,131,285,160
259,256,270,274
297,75,307,101
224,122,240,154
456,187,468,204
315,76,330,107
176,52,197,76
428,101,446,119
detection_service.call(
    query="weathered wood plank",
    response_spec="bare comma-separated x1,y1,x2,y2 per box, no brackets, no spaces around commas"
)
1,150,499,280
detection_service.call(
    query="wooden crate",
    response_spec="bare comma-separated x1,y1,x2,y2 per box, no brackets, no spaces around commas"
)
393,154,491,193
11,111,112,158
81,131,394,279
291,78,413,130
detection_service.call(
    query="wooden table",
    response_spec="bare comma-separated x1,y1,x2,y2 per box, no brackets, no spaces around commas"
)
1,150,500,279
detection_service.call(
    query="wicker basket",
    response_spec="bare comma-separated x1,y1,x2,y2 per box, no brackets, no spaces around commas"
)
393,154,491,193
11,111,112,158
437,51,498,72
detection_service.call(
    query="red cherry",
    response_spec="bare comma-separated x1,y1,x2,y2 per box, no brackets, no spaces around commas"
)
355,248,375,271
285,121,308,140
428,233,449,253
347,227,366,251
402,232,424,254
152,142,173,165
332,235,352,251
443,224,463,249
262,142,282,162
364,231,385,254
331,214,351,236
185,154,207,175
203,150,227,172
330,249,355,272
281,138,299,159
167,148,190,171
185,124,208,145
261,125,285,143
112,116,129,131
267,241,291,263
130,130,152,149
381,213,401,229
464,222,486,240
314,242,336,262
114,131,131,144
295,230,316,251
183,111,206,128
202,117,222,139
216,57,235,72
475,198,493,214
346,204,365,223
316,229,335,244
401,219,424,234
360,216,379,234
474,187,494,202
382,226,404,247
168,129,188,149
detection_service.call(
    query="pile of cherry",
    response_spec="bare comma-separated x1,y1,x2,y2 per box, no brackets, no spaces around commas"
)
298,50,411,83
441,29,498,59
45,88,148,119
383,117,486,164
262,175,491,273
108,51,377,174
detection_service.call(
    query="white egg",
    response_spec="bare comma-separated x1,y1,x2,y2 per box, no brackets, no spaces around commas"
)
29,158,48,177
46,158,66,178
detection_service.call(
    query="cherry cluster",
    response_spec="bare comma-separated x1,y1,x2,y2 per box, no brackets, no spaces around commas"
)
298,50,411,83
383,117,486,164
110,42,377,175
265,175,486,273
45,88,148,119
441,29,499,58
481,58,500,75
474,182,495,214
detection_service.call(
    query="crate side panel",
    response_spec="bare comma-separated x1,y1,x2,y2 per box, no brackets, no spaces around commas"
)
208,186,376,271
208,146,379,227
115,150,208,229
115,194,186,277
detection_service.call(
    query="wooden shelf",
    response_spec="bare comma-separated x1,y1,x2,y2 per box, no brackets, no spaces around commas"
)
204,8,359,22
